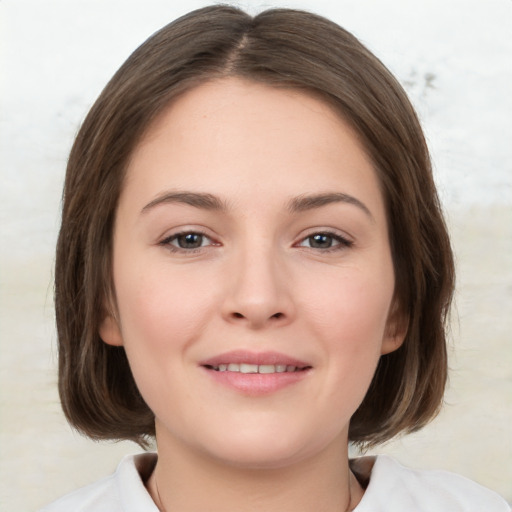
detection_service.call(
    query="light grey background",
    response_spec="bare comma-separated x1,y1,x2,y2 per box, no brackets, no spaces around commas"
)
1,0,511,510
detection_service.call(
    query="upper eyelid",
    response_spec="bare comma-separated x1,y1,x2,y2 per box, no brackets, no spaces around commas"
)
159,229,215,248
159,226,214,241
157,227,354,247
159,231,220,255
293,229,355,252
297,233,353,246
295,227,354,243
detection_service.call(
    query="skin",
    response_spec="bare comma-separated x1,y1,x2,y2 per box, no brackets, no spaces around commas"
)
100,78,406,511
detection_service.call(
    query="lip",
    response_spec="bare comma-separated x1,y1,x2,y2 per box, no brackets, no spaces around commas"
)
199,350,312,396
200,350,310,368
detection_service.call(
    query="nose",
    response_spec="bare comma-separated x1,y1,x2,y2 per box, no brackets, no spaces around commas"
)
221,244,295,329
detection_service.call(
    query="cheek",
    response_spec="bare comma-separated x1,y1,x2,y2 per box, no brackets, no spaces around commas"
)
301,263,394,341
113,257,219,356
298,261,394,395
111,262,208,411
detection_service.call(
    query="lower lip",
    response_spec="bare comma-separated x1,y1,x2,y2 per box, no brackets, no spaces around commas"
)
202,367,310,395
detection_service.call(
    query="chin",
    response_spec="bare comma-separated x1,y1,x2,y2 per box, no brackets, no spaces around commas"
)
198,426,336,471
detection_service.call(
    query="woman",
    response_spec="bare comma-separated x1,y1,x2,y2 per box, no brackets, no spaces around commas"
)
42,6,509,511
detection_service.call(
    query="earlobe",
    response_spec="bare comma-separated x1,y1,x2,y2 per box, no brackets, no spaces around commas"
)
99,314,124,346
381,301,408,355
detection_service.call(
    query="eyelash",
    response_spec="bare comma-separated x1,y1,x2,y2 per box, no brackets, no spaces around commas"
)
296,232,353,252
159,230,353,254
159,230,216,253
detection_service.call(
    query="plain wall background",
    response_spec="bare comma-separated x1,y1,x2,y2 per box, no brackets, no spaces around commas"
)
1,0,511,509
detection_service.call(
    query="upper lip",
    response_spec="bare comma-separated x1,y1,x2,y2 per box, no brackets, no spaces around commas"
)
199,350,311,369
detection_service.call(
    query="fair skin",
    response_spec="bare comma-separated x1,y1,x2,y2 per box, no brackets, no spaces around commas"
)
100,78,405,511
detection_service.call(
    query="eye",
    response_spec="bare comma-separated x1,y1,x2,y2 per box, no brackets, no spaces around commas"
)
161,231,215,251
297,232,353,250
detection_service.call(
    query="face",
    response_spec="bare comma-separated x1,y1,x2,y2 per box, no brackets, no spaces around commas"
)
100,78,404,469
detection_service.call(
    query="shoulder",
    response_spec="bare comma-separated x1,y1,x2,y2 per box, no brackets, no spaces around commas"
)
354,455,510,512
38,453,159,512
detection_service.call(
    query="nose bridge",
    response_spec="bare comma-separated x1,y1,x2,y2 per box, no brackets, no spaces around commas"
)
223,233,293,327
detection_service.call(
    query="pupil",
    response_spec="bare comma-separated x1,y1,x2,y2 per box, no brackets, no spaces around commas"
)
178,233,202,248
310,234,331,248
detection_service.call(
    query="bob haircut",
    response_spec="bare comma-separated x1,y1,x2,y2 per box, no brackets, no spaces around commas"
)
55,5,455,448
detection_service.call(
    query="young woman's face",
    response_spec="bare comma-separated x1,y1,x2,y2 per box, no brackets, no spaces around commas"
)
101,78,404,468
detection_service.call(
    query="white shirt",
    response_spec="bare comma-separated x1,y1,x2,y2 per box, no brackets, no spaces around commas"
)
39,453,510,511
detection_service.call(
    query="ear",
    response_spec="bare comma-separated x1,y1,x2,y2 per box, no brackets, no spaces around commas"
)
381,298,408,355
99,312,124,347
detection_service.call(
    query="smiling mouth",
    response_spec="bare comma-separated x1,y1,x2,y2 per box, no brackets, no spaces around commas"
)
201,352,311,394
204,363,310,374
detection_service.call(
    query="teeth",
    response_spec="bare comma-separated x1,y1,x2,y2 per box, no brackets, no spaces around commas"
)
240,363,258,374
210,364,300,373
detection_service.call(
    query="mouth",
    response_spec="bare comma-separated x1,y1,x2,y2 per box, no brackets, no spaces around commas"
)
204,363,310,374
199,350,312,394
200,350,311,372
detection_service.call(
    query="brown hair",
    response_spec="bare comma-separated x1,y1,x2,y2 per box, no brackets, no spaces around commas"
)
55,5,455,448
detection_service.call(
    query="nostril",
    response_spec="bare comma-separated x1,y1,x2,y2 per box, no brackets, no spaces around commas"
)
231,311,284,320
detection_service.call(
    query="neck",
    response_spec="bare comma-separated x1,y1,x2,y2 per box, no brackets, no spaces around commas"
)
147,431,363,512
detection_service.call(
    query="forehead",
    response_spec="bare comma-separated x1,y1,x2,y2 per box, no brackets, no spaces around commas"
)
121,77,384,220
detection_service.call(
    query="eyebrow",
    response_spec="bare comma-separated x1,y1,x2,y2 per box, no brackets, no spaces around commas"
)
141,191,228,214
287,192,374,220
141,190,373,220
